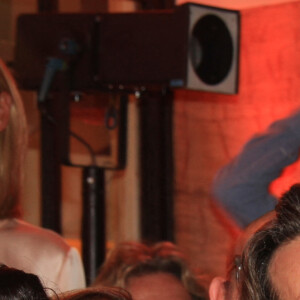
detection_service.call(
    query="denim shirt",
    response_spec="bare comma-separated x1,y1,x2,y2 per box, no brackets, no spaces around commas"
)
212,110,300,228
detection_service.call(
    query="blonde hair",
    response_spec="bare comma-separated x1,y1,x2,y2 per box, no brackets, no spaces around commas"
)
93,241,207,300
0,59,27,218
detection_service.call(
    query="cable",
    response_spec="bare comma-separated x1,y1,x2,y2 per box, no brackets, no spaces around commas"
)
39,106,97,166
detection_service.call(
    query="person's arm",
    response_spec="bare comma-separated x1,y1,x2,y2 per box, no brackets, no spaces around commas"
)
213,110,300,228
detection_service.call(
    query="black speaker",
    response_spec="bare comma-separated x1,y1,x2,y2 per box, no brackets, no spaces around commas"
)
98,3,240,93
15,3,240,94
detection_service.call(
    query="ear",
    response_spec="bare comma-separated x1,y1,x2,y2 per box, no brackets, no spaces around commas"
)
0,92,12,131
209,277,227,300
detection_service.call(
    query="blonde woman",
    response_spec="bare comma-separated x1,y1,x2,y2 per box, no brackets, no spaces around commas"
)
0,59,85,292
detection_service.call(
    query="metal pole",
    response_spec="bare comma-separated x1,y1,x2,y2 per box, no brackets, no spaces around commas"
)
82,166,106,285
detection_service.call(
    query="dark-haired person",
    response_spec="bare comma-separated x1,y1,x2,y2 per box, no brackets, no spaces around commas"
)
93,241,207,300
0,59,85,292
210,183,300,300
0,264,50,299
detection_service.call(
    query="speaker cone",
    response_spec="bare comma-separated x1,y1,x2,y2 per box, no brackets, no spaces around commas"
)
190,14,234,85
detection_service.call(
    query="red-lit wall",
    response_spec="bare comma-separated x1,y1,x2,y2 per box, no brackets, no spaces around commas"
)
174,0,300,281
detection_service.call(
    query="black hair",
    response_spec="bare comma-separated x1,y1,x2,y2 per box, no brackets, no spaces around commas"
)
238,184,300,300
0,264,49,300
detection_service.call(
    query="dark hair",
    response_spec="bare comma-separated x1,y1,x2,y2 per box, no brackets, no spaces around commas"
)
0,264,49,299
236,184,300,300
93,241,207,300
59,287,132,300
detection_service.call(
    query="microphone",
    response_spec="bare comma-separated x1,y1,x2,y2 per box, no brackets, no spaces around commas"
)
38,57,67,103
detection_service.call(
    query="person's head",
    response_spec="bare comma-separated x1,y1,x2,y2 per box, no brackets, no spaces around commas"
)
93,241,207,300
0,264,49,299
0,59,27,219
210,183,300,300
58,287,131,300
